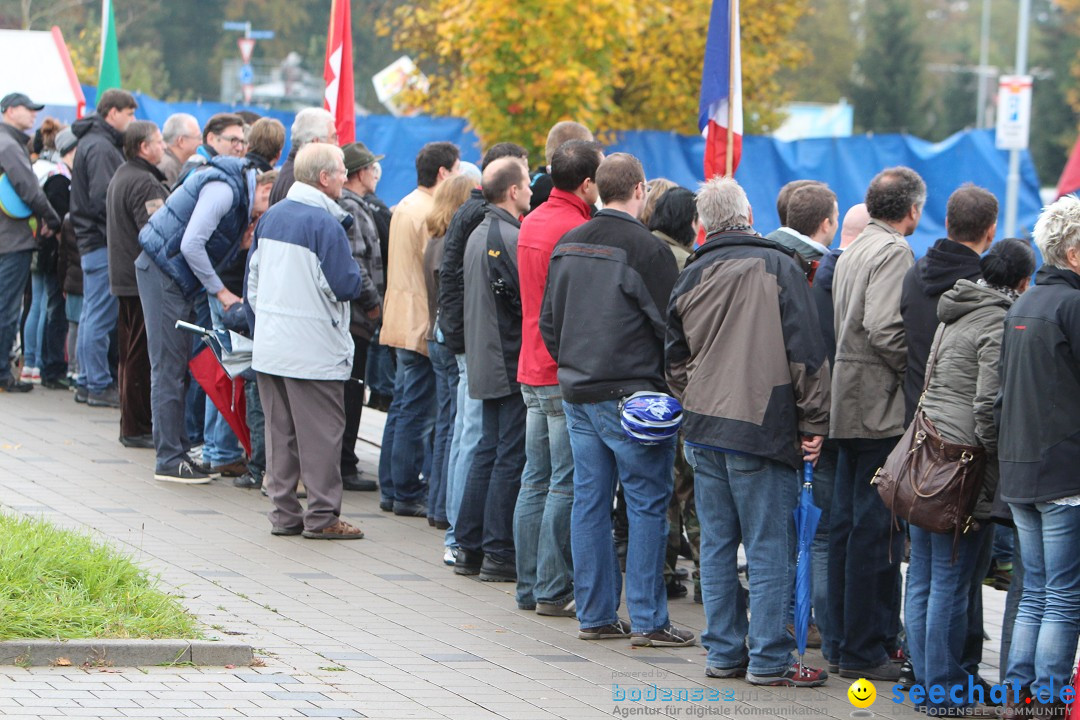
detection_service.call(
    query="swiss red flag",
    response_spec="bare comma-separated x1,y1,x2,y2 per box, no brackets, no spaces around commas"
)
324,0,355,145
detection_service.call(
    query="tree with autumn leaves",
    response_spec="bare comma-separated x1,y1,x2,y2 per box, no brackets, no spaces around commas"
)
382,0,808,160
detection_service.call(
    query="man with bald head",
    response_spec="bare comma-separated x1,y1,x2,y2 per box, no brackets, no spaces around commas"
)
453,156,532,580
813,203,870,361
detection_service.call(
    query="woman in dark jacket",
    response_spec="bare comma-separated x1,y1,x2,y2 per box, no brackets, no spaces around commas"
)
905,239,1035,716
998,196,1080,716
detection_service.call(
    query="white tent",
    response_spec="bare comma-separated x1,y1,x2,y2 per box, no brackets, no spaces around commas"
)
0,27,85,120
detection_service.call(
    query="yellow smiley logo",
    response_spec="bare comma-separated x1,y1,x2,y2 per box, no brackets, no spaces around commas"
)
847,678,876,708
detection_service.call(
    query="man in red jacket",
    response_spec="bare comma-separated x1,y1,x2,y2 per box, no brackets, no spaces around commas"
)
513,139,602,615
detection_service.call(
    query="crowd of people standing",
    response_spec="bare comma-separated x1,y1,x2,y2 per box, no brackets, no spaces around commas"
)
2,89,1079,717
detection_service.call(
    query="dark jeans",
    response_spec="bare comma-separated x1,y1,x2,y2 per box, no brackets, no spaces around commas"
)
117,296,152,438
245,377,265,477
1000,526,1025,684
825,436,904,670
455,392,526,561
962,524,995,676
340,332,369,478
0,250,32,379
427,339,458,523
378,348,435,506
365,326,395,396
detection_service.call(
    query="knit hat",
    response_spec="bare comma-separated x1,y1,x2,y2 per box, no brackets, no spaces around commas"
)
55,128,78,156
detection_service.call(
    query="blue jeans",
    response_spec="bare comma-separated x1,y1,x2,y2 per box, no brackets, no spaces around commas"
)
687,444,797,676
378,348,435,506
564,399,673,634
993,524,1015,564
906,523,991,712
427,339,458,523
201,296,243,467
456,392,526,560
1006,501,1080,696
0,250,31,379
514,383,575,608
825,436,904,670
23,270,47,368
76,247,117,393
365,326,395,396
445,353,483,547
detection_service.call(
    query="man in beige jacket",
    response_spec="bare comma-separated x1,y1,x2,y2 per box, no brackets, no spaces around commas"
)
379,141,460,516
825,166,923,683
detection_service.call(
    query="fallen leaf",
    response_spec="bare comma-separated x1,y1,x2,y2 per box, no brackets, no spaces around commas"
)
224,664,235,669
55,657,71,666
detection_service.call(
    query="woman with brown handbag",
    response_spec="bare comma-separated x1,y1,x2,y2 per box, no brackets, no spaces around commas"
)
906,238,1035,717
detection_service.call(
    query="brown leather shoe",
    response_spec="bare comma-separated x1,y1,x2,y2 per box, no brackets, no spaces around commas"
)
211,459,249,477
302,520,364,540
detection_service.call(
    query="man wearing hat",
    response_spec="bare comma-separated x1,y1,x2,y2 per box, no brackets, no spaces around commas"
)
0,93,62,392
336,141,385,491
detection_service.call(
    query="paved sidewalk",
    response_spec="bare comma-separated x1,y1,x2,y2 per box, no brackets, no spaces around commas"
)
0,388,1005,719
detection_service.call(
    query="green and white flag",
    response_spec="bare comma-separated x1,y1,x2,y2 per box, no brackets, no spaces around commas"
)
98,0,121,92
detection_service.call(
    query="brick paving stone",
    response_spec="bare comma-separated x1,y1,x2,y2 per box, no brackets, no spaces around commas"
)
0,391,1002,720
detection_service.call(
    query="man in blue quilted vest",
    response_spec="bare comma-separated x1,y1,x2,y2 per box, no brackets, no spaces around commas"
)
135,142,278,484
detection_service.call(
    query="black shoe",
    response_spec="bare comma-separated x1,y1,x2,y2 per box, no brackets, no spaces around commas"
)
342,472,377,491
0,376,33,393
233,471,262,489
87,384,120,408
666,578,688,598
393,501,427,517
630,625,696,648
41,377,70,390
271,524,303,536
706,662,748,679
897,659,916,689
454,549,483,575
379,499,393,512
74,385,88,402
839,660,900,682
433,519,450,530
479,554,516,582
120,434,155,449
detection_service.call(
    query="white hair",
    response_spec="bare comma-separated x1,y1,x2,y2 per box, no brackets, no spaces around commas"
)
291,107,335,147
696,176,751,234
1034,195,1080,270
294,143,344,185
162,113,198,145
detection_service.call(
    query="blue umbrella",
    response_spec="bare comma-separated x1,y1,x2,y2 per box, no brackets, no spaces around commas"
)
793,459,821,665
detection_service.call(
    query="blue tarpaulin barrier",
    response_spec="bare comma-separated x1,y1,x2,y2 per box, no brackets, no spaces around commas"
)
61,86,1041,257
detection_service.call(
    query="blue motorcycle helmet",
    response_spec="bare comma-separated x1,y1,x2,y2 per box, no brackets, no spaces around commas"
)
619,391,683,444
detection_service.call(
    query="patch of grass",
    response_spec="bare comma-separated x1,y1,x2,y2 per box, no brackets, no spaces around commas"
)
0,512,202,640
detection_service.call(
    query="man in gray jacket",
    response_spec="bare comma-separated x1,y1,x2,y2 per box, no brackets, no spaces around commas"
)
453,157,531,580
827,166,922,682
0,93,62,392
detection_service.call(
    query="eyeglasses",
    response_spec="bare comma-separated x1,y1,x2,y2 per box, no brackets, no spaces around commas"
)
221,135,247,147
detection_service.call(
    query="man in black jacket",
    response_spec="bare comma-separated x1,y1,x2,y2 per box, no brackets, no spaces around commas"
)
70,88,137,407
106,121,169,447
540,153,694,649
900,184,996,424
0,93,62,392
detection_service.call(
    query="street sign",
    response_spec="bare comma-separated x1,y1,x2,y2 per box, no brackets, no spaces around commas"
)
238,63,254,85
995,75,1033,151
242,85,253,105
237,37,255,63
249,31,275,40
222,21,248,31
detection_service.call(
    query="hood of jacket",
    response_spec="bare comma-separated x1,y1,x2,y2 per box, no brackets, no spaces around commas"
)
1035,265,1080,291
916,237,982,294
938,278,1015,325
71,114,123,147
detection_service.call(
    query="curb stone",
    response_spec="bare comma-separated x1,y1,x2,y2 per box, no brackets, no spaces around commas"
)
0,639,253,667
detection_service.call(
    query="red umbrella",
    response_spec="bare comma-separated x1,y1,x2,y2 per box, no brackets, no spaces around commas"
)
189,346,250,456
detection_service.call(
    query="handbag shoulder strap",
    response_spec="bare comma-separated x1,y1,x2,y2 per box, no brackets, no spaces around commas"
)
918,322,948,408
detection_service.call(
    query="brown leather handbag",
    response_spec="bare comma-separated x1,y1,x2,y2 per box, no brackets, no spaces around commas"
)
871,329,987,543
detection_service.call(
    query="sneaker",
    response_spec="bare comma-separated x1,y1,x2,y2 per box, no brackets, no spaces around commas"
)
87,384,120,408
479,554,516,582
393,501,427,517
19,366,33,383
443,547,457,566
706,662,748,679
154,460,212,484
301,519,364,540
578,619,632,640
839,661,900,682
536,598,577,618
210,459,248,478
233,471,262,489
630,625,696,647
41,377,70,390
0,377,33,393
73,385,87,402
746,660,828,687
29,367,40,384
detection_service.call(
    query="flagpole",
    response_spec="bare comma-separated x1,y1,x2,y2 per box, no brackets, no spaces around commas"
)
725,0,736,177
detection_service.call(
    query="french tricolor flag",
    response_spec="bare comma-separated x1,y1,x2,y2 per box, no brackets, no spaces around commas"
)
699,0,743,180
